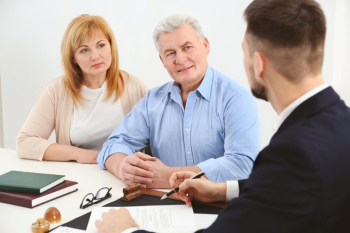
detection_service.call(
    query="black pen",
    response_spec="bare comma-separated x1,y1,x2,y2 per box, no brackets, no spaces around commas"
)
160,171,205,200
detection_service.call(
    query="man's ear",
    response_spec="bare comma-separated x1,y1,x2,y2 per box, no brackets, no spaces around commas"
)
159,54,165,67
203,38,210,55
253,51,265,83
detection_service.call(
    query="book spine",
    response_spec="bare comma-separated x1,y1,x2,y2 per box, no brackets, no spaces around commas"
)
0,185,39,194
0,192,32,208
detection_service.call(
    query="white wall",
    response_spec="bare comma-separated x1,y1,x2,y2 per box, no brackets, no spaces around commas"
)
0,0,348,150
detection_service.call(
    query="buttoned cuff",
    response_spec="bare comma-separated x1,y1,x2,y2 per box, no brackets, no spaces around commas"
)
226,180,239,202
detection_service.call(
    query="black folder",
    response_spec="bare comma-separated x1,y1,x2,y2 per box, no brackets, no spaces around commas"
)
52,194,223,231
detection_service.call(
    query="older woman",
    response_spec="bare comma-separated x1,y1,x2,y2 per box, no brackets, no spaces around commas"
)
16,14,148,163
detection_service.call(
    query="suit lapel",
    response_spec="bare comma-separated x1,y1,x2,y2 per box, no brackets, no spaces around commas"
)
270,87,340,142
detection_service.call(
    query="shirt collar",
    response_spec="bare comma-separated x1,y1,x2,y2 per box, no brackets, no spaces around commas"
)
274,83,329,131
197,66,213,101
168,66,213,102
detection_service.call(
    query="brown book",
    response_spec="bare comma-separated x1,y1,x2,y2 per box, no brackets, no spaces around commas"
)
0,180,78,208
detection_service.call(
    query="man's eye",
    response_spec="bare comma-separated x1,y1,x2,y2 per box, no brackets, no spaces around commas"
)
184,46,191,50
166,52,175,57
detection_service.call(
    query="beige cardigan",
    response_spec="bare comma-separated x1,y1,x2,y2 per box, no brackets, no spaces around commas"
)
16,71,148,161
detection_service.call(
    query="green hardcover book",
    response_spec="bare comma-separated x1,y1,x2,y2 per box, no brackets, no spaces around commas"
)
0,171,65,194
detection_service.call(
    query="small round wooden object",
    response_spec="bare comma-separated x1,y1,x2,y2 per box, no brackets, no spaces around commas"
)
31,218,50,233
44,207,61,224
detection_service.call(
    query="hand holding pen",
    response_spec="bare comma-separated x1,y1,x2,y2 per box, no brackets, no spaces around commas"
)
167,171,227,207
161,171,205,200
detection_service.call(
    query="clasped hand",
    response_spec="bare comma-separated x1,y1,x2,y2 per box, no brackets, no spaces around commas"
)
118,152,172,188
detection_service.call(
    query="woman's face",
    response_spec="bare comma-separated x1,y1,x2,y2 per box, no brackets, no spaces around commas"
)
74,32,112,80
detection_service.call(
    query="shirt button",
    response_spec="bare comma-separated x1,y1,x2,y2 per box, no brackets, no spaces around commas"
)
196,97,199,100
185,128,189,132
187,151,191,155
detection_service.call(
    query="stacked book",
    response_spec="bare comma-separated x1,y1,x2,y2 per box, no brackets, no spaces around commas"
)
0,170,78,208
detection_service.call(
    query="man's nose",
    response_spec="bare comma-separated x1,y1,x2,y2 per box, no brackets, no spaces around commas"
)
174,52,187,65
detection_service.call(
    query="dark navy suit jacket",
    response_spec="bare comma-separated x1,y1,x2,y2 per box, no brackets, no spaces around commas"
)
137,87,350,233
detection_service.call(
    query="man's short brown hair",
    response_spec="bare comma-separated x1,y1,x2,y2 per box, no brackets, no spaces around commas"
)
244,0,326,81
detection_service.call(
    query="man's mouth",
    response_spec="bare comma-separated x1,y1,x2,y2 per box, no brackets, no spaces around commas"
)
177,65,194,72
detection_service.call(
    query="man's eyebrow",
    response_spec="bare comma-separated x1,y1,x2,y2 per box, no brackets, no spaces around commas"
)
180,41,192,48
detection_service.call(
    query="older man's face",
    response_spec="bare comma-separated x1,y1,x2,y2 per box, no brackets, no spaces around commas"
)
158,24,209,91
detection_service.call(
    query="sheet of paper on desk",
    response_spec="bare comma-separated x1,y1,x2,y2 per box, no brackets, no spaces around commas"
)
51,226,86,232
86,205,197,233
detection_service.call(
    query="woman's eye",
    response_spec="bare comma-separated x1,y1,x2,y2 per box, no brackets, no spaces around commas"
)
80,48,88,53
98,43,105,48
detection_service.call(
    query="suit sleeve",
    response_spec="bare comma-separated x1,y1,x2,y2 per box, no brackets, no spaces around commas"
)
201,140,321,232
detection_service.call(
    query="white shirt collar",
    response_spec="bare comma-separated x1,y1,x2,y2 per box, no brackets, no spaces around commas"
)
274,83,329,131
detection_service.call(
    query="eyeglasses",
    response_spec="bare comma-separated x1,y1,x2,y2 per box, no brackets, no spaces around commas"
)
80,187,112,209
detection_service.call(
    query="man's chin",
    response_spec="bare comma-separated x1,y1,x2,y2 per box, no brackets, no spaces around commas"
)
251,89,268,102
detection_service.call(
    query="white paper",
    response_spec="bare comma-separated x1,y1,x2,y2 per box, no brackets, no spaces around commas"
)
86,205,197,233
50,226,86,232
194,214,218,230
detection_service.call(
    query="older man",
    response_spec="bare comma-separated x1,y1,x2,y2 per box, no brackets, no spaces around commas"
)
96,0,350,232
97,14,260,188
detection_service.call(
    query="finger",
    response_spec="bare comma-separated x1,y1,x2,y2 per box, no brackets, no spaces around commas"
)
179,179,202,191
127,155,154,171
109,208,117,214
95,219,103,230
124,163,154,178
135,152,157,161
169,172,195,188
124,172,153,184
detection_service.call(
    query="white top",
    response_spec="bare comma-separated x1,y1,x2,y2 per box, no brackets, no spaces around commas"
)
226,83,329,201
70,81,125,151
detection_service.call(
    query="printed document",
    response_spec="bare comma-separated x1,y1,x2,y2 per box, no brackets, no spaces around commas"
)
86,205,196,232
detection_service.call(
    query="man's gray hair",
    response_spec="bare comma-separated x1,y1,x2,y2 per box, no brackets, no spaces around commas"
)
153,13,205,52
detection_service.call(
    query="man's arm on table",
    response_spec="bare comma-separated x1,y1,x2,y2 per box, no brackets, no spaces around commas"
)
104,152,203,188
197,90,260,182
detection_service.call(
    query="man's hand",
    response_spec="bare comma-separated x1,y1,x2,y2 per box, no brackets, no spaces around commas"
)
105,152,157,187
118,152,157,187
144,158,173,188
95,208,138,233
169,171,227,206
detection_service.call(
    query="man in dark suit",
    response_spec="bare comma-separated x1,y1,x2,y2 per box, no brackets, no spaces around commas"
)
95,0,350,232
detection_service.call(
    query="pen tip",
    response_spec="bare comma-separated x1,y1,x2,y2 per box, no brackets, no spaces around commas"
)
160,195,166,200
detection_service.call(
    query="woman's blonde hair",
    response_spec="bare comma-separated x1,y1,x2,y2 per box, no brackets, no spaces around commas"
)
61,14,124,106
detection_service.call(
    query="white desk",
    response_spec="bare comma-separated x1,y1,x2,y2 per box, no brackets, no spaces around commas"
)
0,148,127,233
0,148,218,232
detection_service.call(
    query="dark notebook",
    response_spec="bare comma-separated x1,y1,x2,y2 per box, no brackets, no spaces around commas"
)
0,170,65,194
0,180,78,208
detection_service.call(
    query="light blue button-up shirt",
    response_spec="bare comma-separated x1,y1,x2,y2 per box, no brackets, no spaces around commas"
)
98,66,260,182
